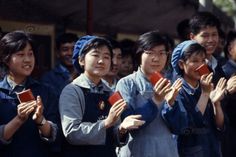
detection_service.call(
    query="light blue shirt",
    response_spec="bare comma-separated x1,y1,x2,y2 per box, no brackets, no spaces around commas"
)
116,68,179,157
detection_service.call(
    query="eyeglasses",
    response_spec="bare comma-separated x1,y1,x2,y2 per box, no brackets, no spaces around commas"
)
144,50,168,57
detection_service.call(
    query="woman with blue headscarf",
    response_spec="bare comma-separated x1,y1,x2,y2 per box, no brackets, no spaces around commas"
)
162,40,227,157
59,35,145,157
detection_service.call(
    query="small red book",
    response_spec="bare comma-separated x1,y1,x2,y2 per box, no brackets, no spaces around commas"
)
108,91,123,106
149,71,164,86
195,64,210,76
17,89,35,103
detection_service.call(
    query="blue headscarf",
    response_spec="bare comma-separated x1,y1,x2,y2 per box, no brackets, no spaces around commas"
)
171,40,197,75
72,35,98,72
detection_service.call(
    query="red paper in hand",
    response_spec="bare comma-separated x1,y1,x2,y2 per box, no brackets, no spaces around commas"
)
149,72,164,86
195,64,210,76
108,91,123,106
17,89,35,103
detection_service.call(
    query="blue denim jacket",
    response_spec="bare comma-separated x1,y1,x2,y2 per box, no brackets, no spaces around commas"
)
0,76,59,157
116,68,158,126
116,68,178,157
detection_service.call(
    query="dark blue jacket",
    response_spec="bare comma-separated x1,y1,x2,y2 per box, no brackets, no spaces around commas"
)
162,80,224,157
0,76,59,157
41,64,71,96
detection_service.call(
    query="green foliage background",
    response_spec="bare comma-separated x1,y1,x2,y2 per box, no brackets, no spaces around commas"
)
213,0,236,16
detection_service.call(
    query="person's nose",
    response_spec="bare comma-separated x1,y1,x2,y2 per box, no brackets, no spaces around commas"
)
98,57,105,64
112,57,118,66
24,55,32,62
152,54,160,61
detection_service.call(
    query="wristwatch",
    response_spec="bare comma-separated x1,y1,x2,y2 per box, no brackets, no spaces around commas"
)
36,117,47,126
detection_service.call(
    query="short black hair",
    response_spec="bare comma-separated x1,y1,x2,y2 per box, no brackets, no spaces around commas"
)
189,11,221,35
135,30,169,65
79,37,113,72
56,33,78,50
177,19,190,41
102,36,121,50
224,30,236,59
0,30,35,71
179,43,206,76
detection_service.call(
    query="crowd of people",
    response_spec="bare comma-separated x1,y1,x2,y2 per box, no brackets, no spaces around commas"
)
0,11,236,157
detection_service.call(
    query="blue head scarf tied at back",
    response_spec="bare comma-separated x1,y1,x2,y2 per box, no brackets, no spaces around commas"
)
72,35,98,72
171,40,198,75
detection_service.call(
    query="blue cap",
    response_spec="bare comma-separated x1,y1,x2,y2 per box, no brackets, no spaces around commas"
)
72,35,98,72
171,40,197,75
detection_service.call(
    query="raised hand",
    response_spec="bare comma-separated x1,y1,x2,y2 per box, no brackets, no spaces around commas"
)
153,78,172,104
17,101,36,122
119,115,145,131
210,77,226,104
200,72,213,94
32,96,44,123
165,78,182,106
104,99,126,128
226,75,236,94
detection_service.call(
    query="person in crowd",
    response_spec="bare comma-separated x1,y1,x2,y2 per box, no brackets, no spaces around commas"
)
41,33,78,96
221,30,236,157
162,40,226,157
0,26,5,79
189,11,236,101
0,30,58,157
59,35,145,157
116,31,182,157
102,36,122,91
118,39,136,78
213,28,227,66
176,18,191,42
161,33,176,82
189,11,225,85
222,31,236,79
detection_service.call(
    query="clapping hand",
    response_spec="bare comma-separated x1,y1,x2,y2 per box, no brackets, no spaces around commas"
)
226,75,236,94
104,99,126,128
153,78,172,104
210,77,226,104
17,100,36,122
32,96,44,123
200,72,213,94
165,78,182,106
119,115,145,131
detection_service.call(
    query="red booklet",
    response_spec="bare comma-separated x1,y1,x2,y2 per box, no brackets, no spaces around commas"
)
195,64,210,76
108,91,123,106
149,71,164,86
17,89,35,103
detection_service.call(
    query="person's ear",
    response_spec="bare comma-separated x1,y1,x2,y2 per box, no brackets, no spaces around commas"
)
178,59,185,70
228,45,233,58
78,57,85,66
190,33,195,40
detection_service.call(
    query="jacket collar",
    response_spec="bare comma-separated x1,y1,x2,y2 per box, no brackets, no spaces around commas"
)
72,73,111,92
182,79,200,95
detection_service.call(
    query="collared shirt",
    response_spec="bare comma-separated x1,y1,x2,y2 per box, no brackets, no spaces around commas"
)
73,73,111,93
102,78,118,92
162,79,223,157
206,56,217,73
6,75,25,93
59,73,126,147
116,68,179,157
0,76,58,147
